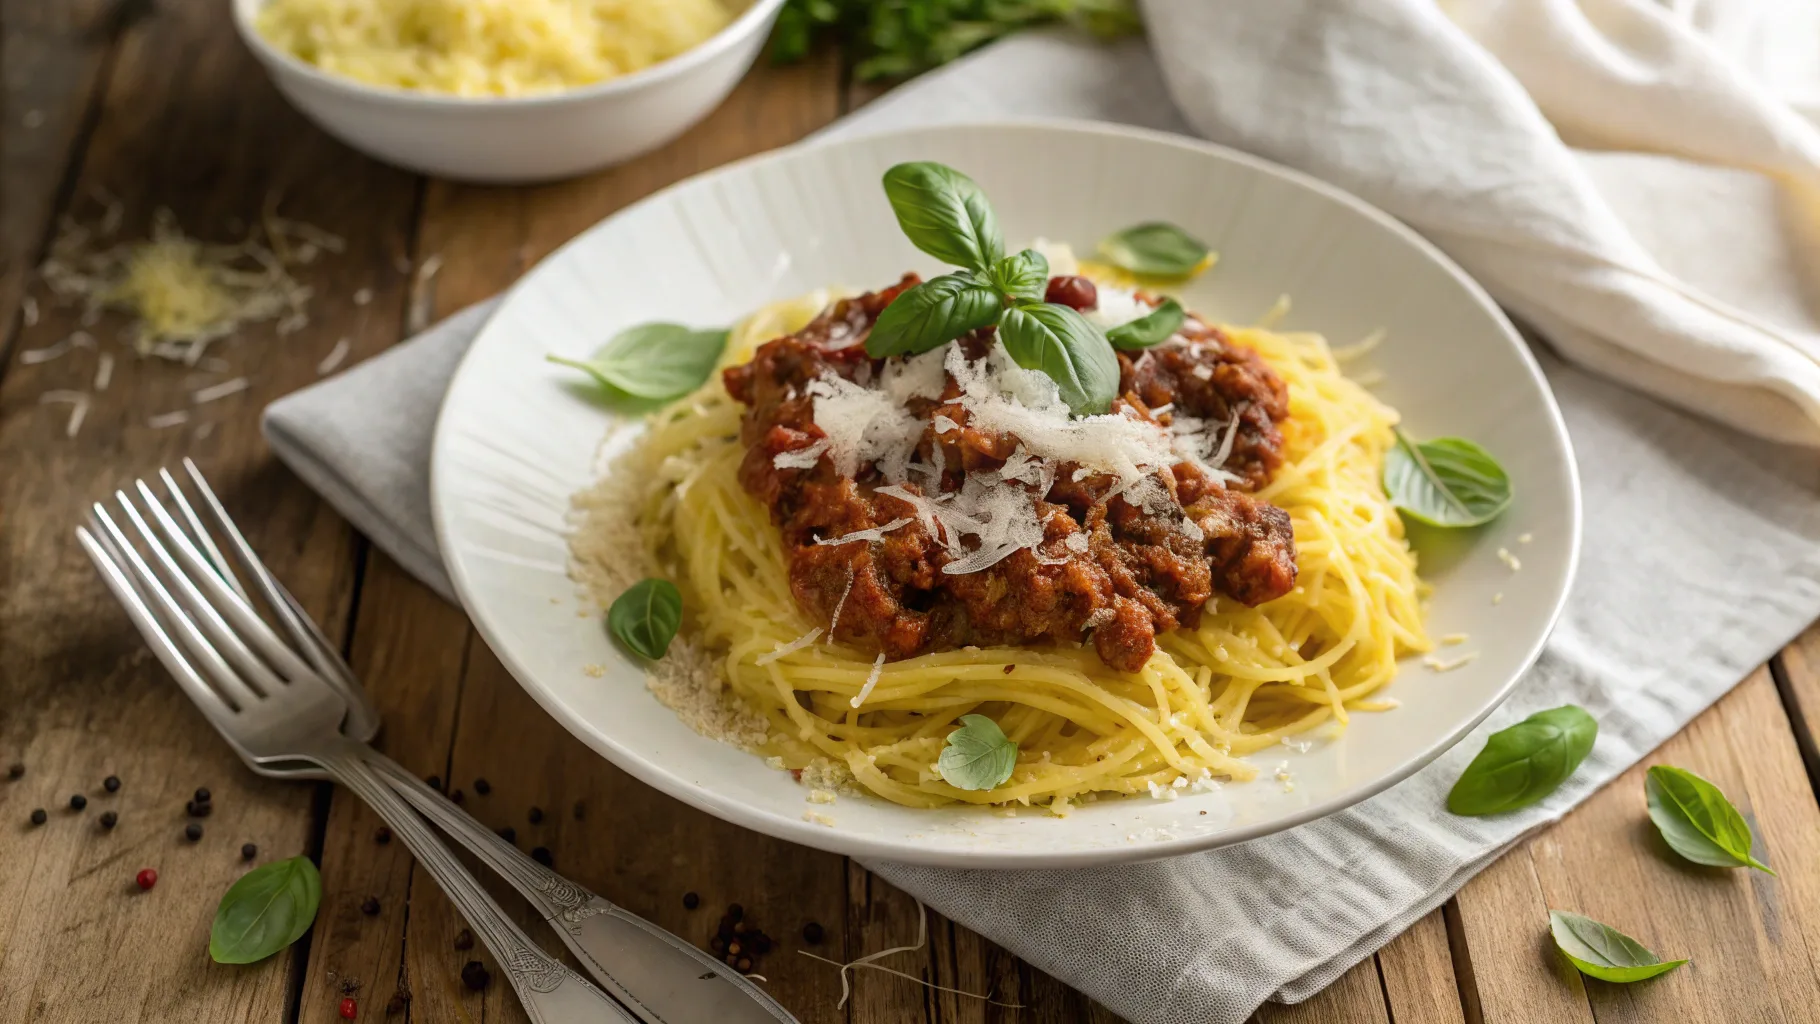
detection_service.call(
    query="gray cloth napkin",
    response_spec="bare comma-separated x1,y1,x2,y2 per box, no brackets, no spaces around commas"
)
265,29,1820,1024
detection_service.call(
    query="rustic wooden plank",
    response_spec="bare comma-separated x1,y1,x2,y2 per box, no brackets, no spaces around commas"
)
1453,668,1820,1024
1255,959,1389,1024
0,0,417,1019
1376,908,1467,1024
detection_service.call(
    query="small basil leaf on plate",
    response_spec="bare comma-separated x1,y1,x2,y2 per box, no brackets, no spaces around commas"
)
1447,705,1596,816
1382,430,1512,528
882,161,1005,274
990,248,1050,304
937,714,1018,790
998,303,1121,416
1549,910,1688,984
548,322,729,401
1646,765,1775,874
1097,222,1210,278
866,272,1005,358
608,578,683,660
1106,298,1186,350
209,855,322,965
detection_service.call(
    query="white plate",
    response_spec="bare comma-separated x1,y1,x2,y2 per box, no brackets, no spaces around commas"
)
430,121,1581,869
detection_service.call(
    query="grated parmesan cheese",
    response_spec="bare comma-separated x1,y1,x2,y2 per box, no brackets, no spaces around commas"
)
1085,284,1153,331
317,337,351,375
1423,650,1479,673
756,627,823,665
192,377,250,405
38,391,89,438
1496,547,1522,572
850,653,886,708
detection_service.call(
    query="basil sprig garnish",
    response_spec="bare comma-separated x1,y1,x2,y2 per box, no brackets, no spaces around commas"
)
999,304,1121,415
1098,222,1210,278
1447,705,1596,816
209,856,323,965
608,578,683,660
936,714,1018,790
1646,765,1775,874
549,323,729,402
1382,429,1512,528
1549,911,1688,984
1106,297,1185,350
868,272,1004,358
870,162,1120,415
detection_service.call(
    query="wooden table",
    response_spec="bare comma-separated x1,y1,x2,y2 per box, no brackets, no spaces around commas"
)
7,3,1820,1021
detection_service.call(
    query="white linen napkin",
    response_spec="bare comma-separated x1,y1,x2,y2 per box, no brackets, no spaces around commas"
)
264,6,1820,1021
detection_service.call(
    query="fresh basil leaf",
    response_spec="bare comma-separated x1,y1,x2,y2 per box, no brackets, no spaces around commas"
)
1097,222,1210,278
866,272,1004,358
1382,430,1512,528
209,855,322,965
990,249,1049,304
608,578,683,660
1447,705,1596,815
1106,298,1186,350
998,303,1121,416
936,714,1018,791
882,162,1004,274
1549,911,1688,984
1646,765,1775,874
548,323,729,402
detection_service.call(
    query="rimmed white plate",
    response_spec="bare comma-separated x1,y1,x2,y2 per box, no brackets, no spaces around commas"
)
430,121,1581,869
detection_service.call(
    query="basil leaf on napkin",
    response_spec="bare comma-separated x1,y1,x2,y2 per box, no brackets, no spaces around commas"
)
990,248,1051,304
209,856,322,965
1098,222,1209,278
1106,298,1186,350
1383,430,1512,528
548,323,728,401
1447,705,1596,815
1646,765,1775,874
999,303,1120,416
1549,910,1688,983
882,161,1004,273
937,714,1018,790
609,578,683,660
866,272,1005,357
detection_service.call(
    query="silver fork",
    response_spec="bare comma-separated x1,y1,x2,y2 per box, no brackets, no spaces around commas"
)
85,462,799,1024
81,476,640,1024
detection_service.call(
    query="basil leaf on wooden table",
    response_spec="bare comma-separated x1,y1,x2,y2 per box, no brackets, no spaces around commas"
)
937,714,1018,790
608,578,683,660
1447,705,1596,815
1646,765,1775,874
209,855,322,965
998,303,1121,416
1106,298,1186,350
1382,430,1512,528
990,248,1050,304
866,272,1004,357
1098,222,1210,278
548,323,729,401
1549,910,1688,983
882,161,1004,273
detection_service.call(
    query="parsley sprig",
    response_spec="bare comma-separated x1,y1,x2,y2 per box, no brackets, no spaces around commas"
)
771,0,1142,80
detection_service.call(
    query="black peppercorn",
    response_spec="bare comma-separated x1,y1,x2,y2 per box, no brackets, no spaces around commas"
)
527,806,544,824
727,941,743,957
451,789,465,804
802,921,825,945
425,775,442,790
361,896,381,915
683,891,700,910
99,811,118,830
472,778,491,796
29,808,46,826
530,846,552,868
710,936,726,953
185,823,203,841
374,826,392,844
384,994,407,1016
572,800,585,820
186,800,212,817
69,794,87,811
460,960,490,991
241,842,258,860
736,957,752,973
7,763,23,780
103,775,120,793
733,920,748,935
496,826,516,844
453,928,474,951
727,903,744,922
193,787,211,803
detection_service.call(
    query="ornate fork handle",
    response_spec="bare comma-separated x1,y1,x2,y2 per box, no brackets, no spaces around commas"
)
320,745,642,1024
367,756,798,1024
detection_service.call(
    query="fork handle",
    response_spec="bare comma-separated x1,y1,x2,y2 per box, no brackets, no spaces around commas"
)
367,756,799,1024
318,748,643,1024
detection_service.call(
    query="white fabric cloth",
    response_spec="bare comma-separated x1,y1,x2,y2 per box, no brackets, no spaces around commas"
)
264,5,1820,1020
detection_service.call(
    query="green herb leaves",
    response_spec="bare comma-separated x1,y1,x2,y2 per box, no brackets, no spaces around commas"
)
1098,222,1209,278
1549,911,1687,983
549,323,729,402
883,162,1004,274
1447,705,1596,816
209,856,322,965
1000,304,1121,415
866,272,1004,358
608,578,683,660
1646,765,1774,874
1106,298,1185,350
990,248,1051,304
936,714,1018,790
1383,430,1512,528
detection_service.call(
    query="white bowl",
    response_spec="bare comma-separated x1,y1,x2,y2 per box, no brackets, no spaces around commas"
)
232,0,787,183
430,121,1582,869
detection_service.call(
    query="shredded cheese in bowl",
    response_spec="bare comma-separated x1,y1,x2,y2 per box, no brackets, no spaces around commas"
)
253,0,736,98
